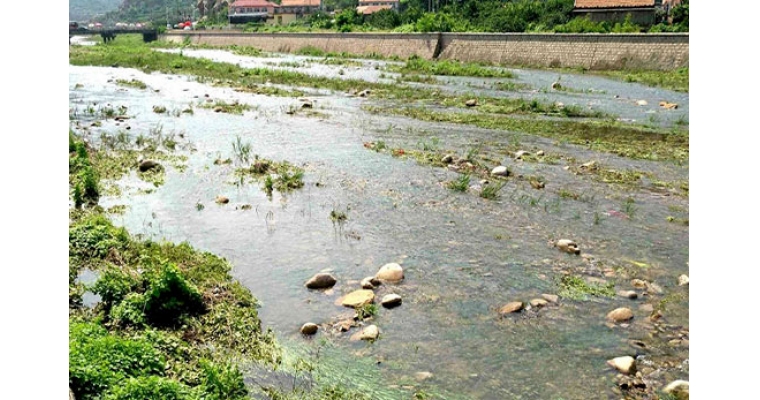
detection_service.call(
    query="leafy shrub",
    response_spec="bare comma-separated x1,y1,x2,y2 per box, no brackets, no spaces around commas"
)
416,12,454,32
69,214,130,260
110,293,148,326
92,266,142,307
553,15,609,33
198,359,248,400
104,376,191,400
143,263,205,326
69,322,165,400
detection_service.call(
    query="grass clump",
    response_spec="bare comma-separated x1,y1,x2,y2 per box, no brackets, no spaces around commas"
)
446,174,470,192
480,181,505,199
200,100,252,115
115,79,148,90
390,55,515,78
69,134,100,208
596,67,689,93
557,275,615,301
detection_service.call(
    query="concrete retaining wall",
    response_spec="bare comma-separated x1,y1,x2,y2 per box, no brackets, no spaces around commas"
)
163,31,439,60
162,31,688,70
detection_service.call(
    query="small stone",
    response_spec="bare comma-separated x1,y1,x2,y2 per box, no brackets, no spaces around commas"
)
441,154,454,164
541,294,559,303
465,99,477,107
341,289,375,308
300,323,318,335
529,298,548,308
677,274,689,286
618,290,638,300
659,101,679,110
414,371,433,381
360,324,380,341
213,106,223,112
381,294,402,308
556,239,580,255
361,277,376,289
663,380,689,399
631,279,648,289
305,273,337,289
215,196,229,204
551,81,562,90
530,180,545,189
639,303,654,313
580,160,597,170
376,263,404,282
499,301,524,314
491,166,509,176
636,100,648,106
607,307,634,323
536,150,545,157
514,150,529,159
607,356,636,375
358,89,371,97
138,160,161,172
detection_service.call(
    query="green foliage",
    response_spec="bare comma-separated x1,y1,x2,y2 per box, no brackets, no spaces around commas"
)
394,55,515,78
415,12,454,32
110,293,148,326
69,136,101,208
69,214,130,260
197,359,248,400
103,376,192,400
355,303,378,321
447,174,470,192
480,181,505,199
69,321,166,400
557,275,615,301
92,265,141,307
142,263,206,326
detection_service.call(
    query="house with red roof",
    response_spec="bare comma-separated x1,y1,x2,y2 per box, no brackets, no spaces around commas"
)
228,0,279,24
269,0,322,25
356,0,399,15
572,0,660,25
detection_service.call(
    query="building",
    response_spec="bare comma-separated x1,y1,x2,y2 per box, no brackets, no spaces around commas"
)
228,0,279,24
572,0,660,26
356,0,399,15
269,0,321,25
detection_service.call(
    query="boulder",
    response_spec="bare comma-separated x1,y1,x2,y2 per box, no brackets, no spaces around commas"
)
663,380,689,400
536,150,545,157
341,290,375,308
607,307,634,323
499,301,524,314
678,274,689,286
529,298,548,308
556,239,580,255
541,294,559,303
300,323,318,335
606,356,636,375
465,99,478,107
381,294,402,308
305,273,337,289
138,160,161,172
360,324,380,341
491,166,509,176
376,263,404,282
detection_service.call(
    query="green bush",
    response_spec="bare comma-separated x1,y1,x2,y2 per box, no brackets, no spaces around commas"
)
104,376,192,400
92,266,142,307
415,12,454,32
69,214,131,260
69,322,166,400
110,293,148,327
553,15,609,33
143,263,206,326
198,359,248,400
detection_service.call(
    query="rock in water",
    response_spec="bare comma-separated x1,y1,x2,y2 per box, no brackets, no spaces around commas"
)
491,166,509,176
381,294,402,308
376,263,404,282
556,239,580,255
678,274,689,286
361,277,377,289
341,290,375,307
551,81,562,90
305,273,337,289
663,380,689,399
300,323,318,335
514,150,529,160
529,298,548,308
499,301,524,314
441,154,454,164
215,196,229,204
606,356,636,375
465,99,478,107
618,290,638,299
138,160,160,172
360,324,380,341
607,307,634,323
541,294,559,303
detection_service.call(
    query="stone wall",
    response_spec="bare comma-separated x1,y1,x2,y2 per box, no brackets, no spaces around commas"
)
162,32,439,60
162,31,688,70
438,33,688,70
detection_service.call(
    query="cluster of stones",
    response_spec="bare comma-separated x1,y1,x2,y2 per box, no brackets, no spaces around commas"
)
300,263,405,342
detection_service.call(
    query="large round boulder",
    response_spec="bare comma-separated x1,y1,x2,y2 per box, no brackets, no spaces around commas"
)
300,323,318,335
376,263,404,282
607,307,634,323
499,301,525,314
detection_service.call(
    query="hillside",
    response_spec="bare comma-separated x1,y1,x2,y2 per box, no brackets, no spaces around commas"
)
70,0,122,21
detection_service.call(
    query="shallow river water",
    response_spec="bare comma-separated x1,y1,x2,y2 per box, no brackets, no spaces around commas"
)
70,45,688,400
